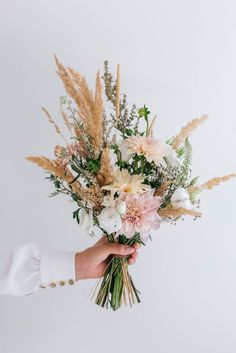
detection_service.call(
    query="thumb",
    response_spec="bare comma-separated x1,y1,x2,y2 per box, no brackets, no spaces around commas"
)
102,243,135,258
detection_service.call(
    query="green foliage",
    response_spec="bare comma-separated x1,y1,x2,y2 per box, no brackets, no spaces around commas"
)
72,208,80,224
138,105,150,122
189,176,199,187
86,152,102,173
177,138,192,186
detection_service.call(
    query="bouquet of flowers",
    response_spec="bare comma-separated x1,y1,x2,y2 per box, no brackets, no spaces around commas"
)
27,56,235,310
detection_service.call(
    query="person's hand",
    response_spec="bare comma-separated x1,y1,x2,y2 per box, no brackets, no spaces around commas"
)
75,237,141,280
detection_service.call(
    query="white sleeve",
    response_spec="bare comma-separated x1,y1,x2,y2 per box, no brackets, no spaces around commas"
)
0,243,76,297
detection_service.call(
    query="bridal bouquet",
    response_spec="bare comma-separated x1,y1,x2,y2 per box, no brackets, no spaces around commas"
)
27,56,235,310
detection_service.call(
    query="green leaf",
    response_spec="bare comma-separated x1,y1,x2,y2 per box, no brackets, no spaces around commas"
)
87,159,100,173
69,174,80,185
71,164,81,174
189,176,199,187
125,128,133,136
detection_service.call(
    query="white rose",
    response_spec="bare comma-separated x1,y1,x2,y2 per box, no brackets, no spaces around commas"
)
97,207,122,234
163,143,180,168
79,209,94,235
118,140,133,162
116,201,127,215
171,187,192,209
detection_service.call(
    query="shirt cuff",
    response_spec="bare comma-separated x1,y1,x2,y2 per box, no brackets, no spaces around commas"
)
40,251,76,288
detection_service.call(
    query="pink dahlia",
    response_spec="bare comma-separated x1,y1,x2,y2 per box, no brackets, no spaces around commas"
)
119,192,161,240
125,135,165,165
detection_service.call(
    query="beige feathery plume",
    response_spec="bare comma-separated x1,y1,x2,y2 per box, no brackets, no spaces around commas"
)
60,109,72,133
154,181,171,197
54,55,94,138
171,114,208,150
54,55,103,156
26,156,104,210
41,107,68,144
67,67,94,109
116,64,120,119
188,174,236,193
158,206,202,219
25,156,82,194
54,55,81,107
93,71,104,154
97,148,114,187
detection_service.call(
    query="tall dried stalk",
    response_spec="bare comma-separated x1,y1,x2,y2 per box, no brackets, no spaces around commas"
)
154,181,171,197
54,55,104,156
97,148,114,186
41,107,67,144
26,156,104,210
60,109,72,133
172,114,208,150
26,156,82,194
115,64,120,118
188,174,236,193
158,206,202,219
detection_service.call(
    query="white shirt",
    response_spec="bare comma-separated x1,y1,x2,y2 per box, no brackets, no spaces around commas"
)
0,244,76,296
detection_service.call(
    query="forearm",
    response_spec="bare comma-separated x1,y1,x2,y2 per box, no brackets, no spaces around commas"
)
0,244,76,296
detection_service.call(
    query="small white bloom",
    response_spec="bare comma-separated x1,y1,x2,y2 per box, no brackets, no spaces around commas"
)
163,143,180,168
102,194,116,208
79,209,94,235
116,201,127,215
108,148,117,167
171,187,192,209
118,140,133,162
97,207,122,234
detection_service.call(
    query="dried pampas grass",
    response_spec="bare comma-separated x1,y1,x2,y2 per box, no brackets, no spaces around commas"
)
26,156,82,194
97,148,114,187
158,206,202,219
25,156,104,210
188,174,236,193
54,55,104,156
172,114,208,150
115,64,120,118
154,181,171,197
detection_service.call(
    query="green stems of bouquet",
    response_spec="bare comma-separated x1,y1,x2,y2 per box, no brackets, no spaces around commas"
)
94,233,142,311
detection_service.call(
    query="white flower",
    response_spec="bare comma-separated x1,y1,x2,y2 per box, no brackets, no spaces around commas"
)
108,148,117,167
118,140,133,162
97,207,122,234
116,201,127,215
171,187,192,209
102,194,116,208
163,143,180,168
79,209,94,235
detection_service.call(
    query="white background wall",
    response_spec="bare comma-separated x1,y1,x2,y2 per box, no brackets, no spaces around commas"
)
0,1,236,352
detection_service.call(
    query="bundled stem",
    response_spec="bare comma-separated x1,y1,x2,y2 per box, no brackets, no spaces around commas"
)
93,234,141,310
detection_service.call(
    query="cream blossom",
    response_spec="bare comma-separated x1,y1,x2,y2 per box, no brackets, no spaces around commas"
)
78,209,94,235
170,187,192,209
163,143,180,168
97,207,122,234
116,201,127,215
102,169,151,195
118,140,133,162
125,135,166,165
